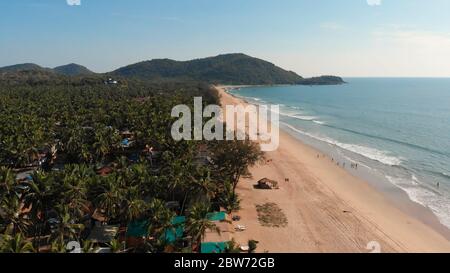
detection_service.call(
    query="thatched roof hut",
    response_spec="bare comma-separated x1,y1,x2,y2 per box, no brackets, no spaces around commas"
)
257,178,279,189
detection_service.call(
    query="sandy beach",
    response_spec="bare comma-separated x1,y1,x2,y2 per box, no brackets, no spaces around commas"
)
216,85,450,253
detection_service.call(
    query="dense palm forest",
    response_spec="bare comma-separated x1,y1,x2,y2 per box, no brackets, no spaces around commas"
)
0,73,262,253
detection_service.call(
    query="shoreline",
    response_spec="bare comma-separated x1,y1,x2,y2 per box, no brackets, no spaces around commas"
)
215,85,450,253
221,84,450,239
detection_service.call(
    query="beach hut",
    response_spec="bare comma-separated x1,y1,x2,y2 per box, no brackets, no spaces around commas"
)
257,178,279,190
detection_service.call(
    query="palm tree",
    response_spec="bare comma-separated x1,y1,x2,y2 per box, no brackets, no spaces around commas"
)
50,207,85,245
144,199,175,252
50,237,69,253
0,168,31,235
0,196,31,235
95,176,122,221
81,240,98,253
22,171,59,247
186,203,220,252
191,169,217,201
108,239,126,253
0,233,35,253
61,166,90,220
0,167,16,196
123,197,148,223
218,181,241,213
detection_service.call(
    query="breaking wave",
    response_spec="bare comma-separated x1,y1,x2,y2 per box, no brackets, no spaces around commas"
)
283,123,403,166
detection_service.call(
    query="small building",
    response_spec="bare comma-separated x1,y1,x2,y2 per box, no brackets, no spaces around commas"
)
105,78,118,85
194,144,214,167
87,225,119,245
91,209,108,226
201,212,232,254
165,201,181,211
96,166,114,176
257,178,279,190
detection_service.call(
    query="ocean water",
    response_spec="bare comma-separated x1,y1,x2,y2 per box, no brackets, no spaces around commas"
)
230,78,450,229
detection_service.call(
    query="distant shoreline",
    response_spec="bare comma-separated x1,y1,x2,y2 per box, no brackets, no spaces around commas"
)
215,85,450,253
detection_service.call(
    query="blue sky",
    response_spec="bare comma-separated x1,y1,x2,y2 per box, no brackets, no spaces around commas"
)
1,0,450,77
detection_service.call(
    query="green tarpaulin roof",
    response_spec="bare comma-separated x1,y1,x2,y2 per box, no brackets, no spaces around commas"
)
206,212,227,221
127,216,187,243
164,216,186,243
126,220,148,238
201,242,229,253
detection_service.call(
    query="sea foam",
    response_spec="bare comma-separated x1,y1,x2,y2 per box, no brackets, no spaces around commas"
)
386,175,450,229
283,123,403,166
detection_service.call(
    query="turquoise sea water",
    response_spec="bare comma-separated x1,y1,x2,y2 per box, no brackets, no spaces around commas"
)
230,78,450,229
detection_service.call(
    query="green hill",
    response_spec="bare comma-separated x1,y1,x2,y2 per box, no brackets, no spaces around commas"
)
53,63,94,76
0,63,53,73
111,53,344,85
1,54,344,85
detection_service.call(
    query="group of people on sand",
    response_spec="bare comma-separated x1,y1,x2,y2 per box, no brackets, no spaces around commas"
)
315,154,442,191
317,154,359,170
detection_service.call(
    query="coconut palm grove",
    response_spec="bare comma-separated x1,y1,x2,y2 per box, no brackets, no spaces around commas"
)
0,70,263,253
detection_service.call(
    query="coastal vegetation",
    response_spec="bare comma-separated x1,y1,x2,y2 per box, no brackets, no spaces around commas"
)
0,74,262,253
1,53,345,85
111,53,345,85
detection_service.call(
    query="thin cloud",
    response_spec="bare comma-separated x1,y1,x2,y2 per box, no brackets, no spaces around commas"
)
111,13,184,23
67,0,81,6
320,22,345,31
373,28,450,47
367,0,382,6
